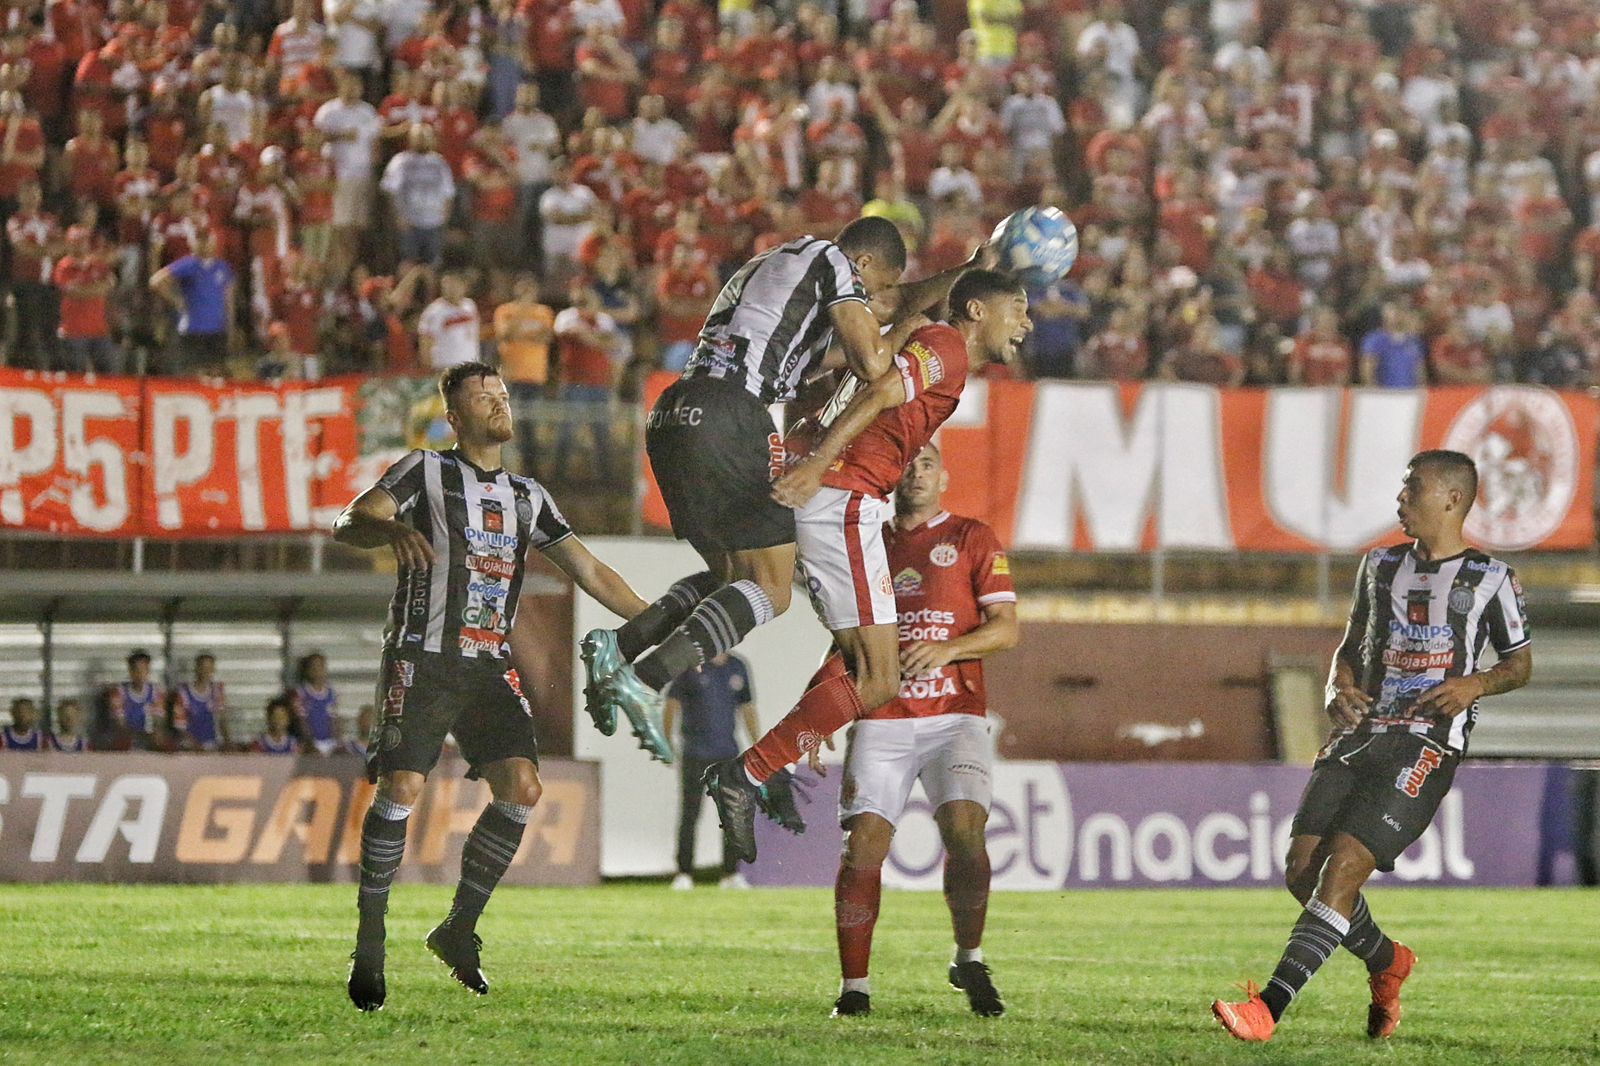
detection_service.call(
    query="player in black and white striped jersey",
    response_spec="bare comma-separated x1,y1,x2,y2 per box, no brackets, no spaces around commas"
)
333,362,650,1013
1213,450,1533,1044
582,216,995,775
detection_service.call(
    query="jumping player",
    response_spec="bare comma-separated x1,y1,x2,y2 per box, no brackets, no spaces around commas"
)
1212,450,1532,1042
581,218,992,762
704,269,1032,861
824,444,1018,1018
334,362,650,1012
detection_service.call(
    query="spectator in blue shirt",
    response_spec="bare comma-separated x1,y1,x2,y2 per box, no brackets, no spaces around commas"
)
1359,303,1426,388
150,229,237,376
662,653,759,889
1025,277,1091,378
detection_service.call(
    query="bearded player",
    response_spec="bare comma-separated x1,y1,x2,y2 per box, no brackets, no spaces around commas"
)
335,362,649,1011
702,269,1031,861
819,443,1018,1018
1212,450,1532,1042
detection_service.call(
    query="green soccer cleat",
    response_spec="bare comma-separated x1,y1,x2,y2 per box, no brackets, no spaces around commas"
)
603,663,673,763
579,628,623,736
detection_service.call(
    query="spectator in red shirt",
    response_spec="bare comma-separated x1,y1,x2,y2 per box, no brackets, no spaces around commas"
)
0,91,46,211
464,124,521,271
62,108,120,209
1160,317,1244,385
576,25,640,123
1079,305,1150,381
1429,320,1493,385
654,241,715,371
799,158,862,235
553,285,625,478
53,224,122,373
1287,307,1354,386
6,181,62,366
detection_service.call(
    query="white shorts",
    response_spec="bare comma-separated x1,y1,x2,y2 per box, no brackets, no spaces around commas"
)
795,486,895,631
839,714,993,827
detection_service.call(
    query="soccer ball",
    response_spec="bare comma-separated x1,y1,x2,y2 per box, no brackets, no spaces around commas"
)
989,206,1080,288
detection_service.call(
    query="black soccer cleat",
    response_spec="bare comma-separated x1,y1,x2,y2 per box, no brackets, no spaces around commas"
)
831,990,872,1017
347,943,387,1012
758,769,807,834
703,758,762,864
426,922,490,995
949,960,1005,1017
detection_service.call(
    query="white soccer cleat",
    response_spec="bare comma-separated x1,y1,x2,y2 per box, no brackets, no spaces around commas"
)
671,873,694,891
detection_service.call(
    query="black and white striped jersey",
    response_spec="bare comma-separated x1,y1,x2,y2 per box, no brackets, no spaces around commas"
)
684,236,868,404
372,448,572,661
1344,544,1531,752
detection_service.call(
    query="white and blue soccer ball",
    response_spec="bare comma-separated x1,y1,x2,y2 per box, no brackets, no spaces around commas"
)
989,206,1079,288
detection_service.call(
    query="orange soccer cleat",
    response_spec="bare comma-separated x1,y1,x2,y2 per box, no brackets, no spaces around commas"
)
1211,981,1276,1042
1367,942,1417,1039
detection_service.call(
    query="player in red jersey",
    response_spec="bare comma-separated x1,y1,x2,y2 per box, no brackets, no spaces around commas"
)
704,269,1031,863
823,443,1018,1018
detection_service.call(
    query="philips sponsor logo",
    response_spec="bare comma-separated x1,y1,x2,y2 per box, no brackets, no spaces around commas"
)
1391,620,1452,640
464,527,518,550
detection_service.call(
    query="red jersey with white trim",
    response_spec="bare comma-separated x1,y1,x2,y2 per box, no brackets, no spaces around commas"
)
790,323,970,500
870,511,1015,720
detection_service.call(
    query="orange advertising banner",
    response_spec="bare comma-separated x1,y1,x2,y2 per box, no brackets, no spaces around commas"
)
641,374,1599,553
0,753,600,885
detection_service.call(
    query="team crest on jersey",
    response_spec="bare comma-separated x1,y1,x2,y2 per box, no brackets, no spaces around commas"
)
877,572,893,596
991,552,1010,576
1442,387,1579,551
905,340,945,385
893,567,924,596
516,497,534,524
1448,586,1475,614
1396,747,1443,797
930,543,959,568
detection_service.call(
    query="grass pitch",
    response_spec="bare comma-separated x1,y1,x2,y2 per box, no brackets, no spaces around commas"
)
0,884,1594,1065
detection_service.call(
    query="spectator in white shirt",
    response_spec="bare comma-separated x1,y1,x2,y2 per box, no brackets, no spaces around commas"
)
198,60,262,148
380,123,456,266
631,94,689,166
539,157,599,289
805,57,857,121
999,71,1065,176
324,0,383,92
927,142,983,205
417,274,481,369
570,0,625,34
313,72,382,277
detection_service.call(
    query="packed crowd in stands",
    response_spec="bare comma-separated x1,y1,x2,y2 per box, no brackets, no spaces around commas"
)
3,0,1600,391
0,649,375,754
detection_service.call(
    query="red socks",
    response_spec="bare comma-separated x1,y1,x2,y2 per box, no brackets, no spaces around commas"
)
944,848,991,951
834,862,882,980
742,652,861,783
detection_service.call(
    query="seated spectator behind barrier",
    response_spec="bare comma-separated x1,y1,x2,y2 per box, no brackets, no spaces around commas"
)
342,704,377,757
293,652,341,755
102,650,164,751
1,697,44,750
51,699,89,752
172,652,229,752
1288,307,1353,387
253,696,304,755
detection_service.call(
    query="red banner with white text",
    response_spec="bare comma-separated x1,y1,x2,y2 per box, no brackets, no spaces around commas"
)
640,375,1599,553
0,369,362,537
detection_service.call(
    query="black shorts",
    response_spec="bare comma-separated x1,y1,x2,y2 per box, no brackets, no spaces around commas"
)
646,374,795,556
1290,731,1459,872
366,649,539,783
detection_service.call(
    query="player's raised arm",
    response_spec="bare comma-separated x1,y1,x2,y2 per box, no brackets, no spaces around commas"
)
828,297,892,382
541,535,650,621
332,478,435,570
771,363,908,508
878,241,998,326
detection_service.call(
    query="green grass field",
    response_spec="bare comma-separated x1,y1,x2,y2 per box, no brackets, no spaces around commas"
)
1,885,1595,1065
